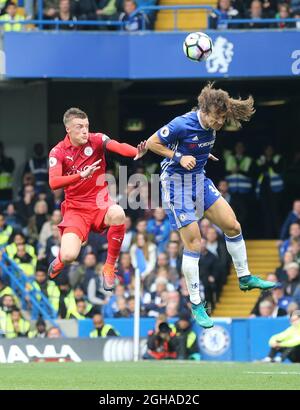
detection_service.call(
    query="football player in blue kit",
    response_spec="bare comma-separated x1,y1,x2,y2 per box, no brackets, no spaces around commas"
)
146,83,279,328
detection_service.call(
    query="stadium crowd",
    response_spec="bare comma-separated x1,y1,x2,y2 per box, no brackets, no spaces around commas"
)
0,138,299,343
0,0,299,31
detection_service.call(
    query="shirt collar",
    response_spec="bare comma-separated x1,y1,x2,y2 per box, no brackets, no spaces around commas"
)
197,110,209,131
63,135,73,149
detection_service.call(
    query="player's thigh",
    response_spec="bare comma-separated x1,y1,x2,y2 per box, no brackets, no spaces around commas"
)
204,196,241,235
60,232,82,263
179,221,202,252
104,204,126,226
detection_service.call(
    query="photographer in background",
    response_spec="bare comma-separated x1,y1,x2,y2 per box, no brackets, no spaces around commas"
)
143,322,179,360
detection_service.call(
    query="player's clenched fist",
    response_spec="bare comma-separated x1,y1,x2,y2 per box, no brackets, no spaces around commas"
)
80,159,101,178
180,155,196,171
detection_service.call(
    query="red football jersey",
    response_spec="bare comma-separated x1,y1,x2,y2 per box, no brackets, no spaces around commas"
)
49,133,110,209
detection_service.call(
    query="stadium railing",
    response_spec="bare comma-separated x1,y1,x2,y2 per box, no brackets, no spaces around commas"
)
0,251,62,331
0,4,299,31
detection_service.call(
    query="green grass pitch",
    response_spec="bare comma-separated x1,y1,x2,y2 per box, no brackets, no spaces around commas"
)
1,361,300,390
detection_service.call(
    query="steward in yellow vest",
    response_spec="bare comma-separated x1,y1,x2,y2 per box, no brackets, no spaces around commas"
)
89,313,119,337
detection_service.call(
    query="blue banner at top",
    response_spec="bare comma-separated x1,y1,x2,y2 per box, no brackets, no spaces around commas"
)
3,30,300,79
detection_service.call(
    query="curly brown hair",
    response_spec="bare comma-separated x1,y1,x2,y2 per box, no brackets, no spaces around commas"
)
197,83,255,128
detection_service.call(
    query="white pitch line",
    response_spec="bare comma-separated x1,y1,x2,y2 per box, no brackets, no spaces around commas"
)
245,371,300,375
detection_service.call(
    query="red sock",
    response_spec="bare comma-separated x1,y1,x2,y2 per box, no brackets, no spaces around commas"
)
106,224,125,266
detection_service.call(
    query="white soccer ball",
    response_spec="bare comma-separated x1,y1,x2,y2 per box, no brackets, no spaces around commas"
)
183,32,213,62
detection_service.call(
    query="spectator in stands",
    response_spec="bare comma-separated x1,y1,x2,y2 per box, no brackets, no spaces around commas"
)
69,251,97,290
275,250,294,282
262,310,300,363
209,0,240,29
250,273,279,315
3,204,22,232
116,252,134,287
0,2,25,31
12,243,36,277
30,267,60,313
120,215,134,252
272,283,293,313
89,312,119,337
0,141,15,209
224,142,254,237
279,223,300,260
24,143,48,194
0,293,14,312
38,209,62,257
173,311,201,360
44,0,59,19
256,145,284,238
256,298,287,318
280,200,300,241
199,238,220,309
206,226,230,281
87,262,108,312
289,238,300,265
45,225,61,266
86,231,108,263
119,0,149,31
95,0,117,23
17,172,35,200
217,179,231,205
130,233,156,280
15,184,36,225
6,232,36,263
166,241,182,280
103,283,128,317
71,0,97,22
0,213,13,247
51,0,77,29
244,0,277,16
47,326,62,338
244,0,270,28
28,317,47,338
50,188,64,211
143,321,178,360
135,218,147,235
276,2,295,27
283,262,300,297
147,207,171,254
0,276,15,304
143,278,169,317
9,307,31,338
113,296,131,317
293,8,300,28
27,200,50,245
199,218,212,240
67,298,97,319
57,279,76,319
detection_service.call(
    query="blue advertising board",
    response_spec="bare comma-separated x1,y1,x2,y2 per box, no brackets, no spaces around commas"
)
78,316,291,361
3,30,300,79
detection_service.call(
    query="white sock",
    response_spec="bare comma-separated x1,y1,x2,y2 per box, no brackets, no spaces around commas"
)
182,250,202,305
224,232,250,278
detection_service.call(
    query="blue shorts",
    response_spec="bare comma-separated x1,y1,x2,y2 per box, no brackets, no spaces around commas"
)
161,173,221,230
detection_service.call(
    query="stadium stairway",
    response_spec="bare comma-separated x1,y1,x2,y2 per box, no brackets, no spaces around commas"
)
212,240,280,318
154,0,217,31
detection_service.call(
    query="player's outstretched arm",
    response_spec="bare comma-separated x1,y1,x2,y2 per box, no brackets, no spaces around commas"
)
105,139,147,160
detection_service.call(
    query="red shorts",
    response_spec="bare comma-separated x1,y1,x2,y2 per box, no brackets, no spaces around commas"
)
58,200,110,242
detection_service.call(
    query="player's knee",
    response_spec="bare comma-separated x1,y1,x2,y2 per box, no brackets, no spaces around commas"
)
61,251,77,264
186,238,201,253
106,205,126,225
224,219,241,237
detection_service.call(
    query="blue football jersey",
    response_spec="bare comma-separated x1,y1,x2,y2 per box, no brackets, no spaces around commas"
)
157,111,216,176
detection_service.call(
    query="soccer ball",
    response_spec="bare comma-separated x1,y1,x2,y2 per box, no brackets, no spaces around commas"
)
183,32,213,62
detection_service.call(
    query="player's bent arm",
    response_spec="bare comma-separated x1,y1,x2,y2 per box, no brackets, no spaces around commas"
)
146,133,196,171
146,133,175,159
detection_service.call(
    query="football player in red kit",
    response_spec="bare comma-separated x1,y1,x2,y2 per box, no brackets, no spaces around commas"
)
48,107,147,290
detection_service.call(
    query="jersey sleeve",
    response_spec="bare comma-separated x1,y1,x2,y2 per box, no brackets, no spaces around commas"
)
48,147,81,190
156,117,185,145
93,132,111,151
